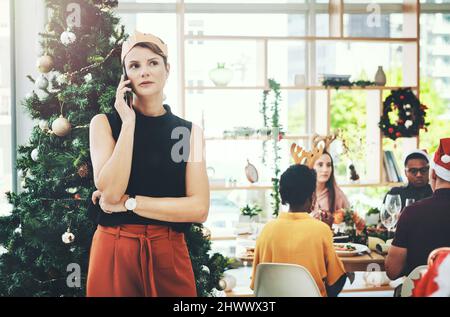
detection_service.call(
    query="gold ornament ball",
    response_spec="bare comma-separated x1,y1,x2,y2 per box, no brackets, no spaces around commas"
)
37,55,54,73
52,116,72,137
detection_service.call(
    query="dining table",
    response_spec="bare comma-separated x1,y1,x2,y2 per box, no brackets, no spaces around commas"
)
223,264,402,297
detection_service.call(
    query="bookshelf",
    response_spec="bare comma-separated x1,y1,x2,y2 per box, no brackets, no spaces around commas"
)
177,0,420,193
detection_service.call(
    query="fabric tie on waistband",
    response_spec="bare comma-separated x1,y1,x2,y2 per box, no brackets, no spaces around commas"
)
138,235,157,296
98,225,164,296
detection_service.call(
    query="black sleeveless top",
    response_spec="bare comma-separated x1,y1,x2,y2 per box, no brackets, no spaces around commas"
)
88,104,192,232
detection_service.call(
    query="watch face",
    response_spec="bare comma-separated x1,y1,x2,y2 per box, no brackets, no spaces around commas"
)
126,198,137,210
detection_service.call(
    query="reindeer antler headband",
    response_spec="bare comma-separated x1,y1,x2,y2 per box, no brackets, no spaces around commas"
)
290,133,337,168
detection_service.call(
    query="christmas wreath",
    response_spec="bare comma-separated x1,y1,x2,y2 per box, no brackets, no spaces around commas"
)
379,88,429,140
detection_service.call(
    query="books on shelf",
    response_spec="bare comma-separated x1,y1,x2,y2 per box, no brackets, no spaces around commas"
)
383,150,404,183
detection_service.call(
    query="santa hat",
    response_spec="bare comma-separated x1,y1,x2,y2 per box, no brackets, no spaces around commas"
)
432,138,450,182
403,149,430,166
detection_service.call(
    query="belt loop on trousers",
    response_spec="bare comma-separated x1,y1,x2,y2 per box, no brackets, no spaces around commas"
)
115,226,121,240
168,227,172,241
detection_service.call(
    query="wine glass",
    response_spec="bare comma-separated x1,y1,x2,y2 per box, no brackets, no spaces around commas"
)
380,206,399,238
385,194,402,215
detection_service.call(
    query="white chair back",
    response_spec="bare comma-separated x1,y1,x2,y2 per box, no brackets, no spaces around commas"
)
401,265,428,297
254,263,322,297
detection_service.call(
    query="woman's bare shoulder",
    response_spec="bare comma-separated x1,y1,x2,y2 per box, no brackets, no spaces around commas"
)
90,114,113,138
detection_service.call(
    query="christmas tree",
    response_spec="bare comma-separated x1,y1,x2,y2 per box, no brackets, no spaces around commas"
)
0,0,227,297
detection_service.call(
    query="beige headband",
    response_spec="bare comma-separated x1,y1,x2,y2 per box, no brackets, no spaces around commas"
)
121,30,168,64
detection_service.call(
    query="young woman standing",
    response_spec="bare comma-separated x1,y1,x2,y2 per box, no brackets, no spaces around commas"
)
86,31,209,297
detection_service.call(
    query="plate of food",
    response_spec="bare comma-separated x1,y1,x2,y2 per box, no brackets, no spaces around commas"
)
333,243,370,257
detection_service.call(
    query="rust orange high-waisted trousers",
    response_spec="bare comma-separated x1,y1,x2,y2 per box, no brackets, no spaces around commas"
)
86,224,197,297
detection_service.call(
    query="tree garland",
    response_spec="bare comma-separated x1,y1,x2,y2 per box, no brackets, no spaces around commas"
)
259,87,269,165
378,88,429,141
269,79,282,217
260,79,283,217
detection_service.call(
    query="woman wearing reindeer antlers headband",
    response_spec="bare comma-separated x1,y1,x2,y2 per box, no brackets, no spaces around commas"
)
311,135,350,227
290,135,350,227
87,31,209,297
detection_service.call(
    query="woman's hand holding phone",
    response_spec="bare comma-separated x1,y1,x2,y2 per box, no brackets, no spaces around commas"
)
115,74,136,126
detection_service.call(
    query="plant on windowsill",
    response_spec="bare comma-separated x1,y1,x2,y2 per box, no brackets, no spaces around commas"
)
240,204,262,221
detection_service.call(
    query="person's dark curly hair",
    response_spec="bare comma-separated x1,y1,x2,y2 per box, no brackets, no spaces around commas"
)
279,164,317,210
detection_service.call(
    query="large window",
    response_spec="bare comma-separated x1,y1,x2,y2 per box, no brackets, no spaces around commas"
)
419,12,450,152
0,0,12,216
115,2,450,246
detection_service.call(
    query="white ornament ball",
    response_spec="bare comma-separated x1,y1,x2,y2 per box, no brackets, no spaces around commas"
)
404,120,413,128
35,75,49,90
14,225,22,235
62,231,75,244
60,31,76,46
37,55,54,73
441,154,450,164
52,116,72,137
39,119,49,131
201,265,210,275
84,73,93,83
25,92,34,99
31,148,39,161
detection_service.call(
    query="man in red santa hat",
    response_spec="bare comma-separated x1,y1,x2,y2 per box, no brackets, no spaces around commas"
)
385,138,450,280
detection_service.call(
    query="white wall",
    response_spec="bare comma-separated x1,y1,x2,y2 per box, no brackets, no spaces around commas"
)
14,0,46,147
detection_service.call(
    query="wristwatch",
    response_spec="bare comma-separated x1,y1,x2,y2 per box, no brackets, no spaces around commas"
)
125,195,137,212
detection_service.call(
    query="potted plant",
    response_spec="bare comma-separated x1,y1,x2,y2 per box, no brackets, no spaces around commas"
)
239,204,262,223
365,207,380,226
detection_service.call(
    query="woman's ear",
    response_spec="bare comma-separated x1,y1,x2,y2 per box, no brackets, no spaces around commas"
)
166,63,171,77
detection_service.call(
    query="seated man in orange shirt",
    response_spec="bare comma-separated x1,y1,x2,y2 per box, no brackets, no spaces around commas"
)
250,164,347,297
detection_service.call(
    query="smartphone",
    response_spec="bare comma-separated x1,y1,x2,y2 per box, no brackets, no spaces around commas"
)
122,65,133,107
